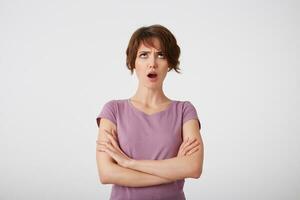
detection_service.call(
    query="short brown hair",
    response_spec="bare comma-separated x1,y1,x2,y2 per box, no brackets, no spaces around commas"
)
126,24,181,75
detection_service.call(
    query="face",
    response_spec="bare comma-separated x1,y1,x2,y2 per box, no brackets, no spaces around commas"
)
134,37,169,89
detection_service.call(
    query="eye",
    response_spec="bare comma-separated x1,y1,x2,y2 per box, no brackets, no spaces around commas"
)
139,53,148,58
157,52,165,59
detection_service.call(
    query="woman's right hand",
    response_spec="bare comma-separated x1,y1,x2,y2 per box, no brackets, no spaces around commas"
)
177,137,201,157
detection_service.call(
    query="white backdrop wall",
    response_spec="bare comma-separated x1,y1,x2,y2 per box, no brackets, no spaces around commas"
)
0,0,299,199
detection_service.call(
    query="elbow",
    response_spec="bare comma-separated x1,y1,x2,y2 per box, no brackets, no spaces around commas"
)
192,169,202,179
191,166,203,179
98,171,111,185
97,162,117,185
100,175,108,184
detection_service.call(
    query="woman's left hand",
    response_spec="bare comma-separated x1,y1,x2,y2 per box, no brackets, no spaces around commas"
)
96,129,133,168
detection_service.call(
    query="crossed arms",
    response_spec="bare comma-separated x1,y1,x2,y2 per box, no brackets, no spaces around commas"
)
96,118,204,187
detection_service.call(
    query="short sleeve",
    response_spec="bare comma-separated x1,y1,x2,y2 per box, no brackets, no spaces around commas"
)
96,100,117,128
182,101,201,130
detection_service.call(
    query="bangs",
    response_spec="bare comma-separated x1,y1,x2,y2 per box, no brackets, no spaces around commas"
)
126,24,181,75
140,37,166,53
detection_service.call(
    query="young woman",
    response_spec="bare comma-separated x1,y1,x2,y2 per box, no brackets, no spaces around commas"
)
96,24,204,200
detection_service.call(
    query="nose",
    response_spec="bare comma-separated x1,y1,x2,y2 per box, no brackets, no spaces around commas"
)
148,54,157,69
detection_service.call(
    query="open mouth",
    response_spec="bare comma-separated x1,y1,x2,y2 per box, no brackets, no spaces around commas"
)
147,72,157,78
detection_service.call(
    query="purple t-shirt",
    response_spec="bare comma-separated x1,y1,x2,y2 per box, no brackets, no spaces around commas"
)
96,99,201,200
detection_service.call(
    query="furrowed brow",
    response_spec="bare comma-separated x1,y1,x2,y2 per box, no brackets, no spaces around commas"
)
138,50,163,54
138,51,151,54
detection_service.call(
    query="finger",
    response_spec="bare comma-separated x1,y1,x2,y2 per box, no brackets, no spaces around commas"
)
179,137,189,151
97,141,113,149
178,137,191,156
183,140,199,153
100,144,115,158
101,132,129,159
101,141,117,153
103,129,112,139
104,129,117,141
97,147,106,152
96,139,109,144
104,130,120,149
97,142,109,148
183,140,200,153
184,144,200,156
181,137,192,148
104,139,129,158
104,139,129,160
105,129,118,141
178,137,191,155
187,143,200,154
182,138,197,152
188,138,197,143
103,129,112,137
112,129,118,141
186,146,200,155
96,143,107,152
97,143,118,162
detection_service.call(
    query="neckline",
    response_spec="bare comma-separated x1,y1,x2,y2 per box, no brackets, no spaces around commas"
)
127,98,174,117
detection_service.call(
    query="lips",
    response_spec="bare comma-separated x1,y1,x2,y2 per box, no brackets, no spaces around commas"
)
147,72,157,78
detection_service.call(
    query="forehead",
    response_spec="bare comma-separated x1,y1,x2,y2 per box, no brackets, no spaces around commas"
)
137,37,162,51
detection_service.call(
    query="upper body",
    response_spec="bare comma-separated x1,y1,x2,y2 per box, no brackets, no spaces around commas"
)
96,98,201,200
95,24,204,200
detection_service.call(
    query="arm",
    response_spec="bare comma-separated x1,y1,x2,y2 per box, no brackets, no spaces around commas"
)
126,119,204,181
99,160,175,187
96,118,174,187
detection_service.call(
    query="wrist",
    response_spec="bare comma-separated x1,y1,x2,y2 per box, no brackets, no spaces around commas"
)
125,158,136,168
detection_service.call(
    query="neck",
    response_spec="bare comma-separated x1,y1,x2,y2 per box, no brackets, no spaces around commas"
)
130,84,171,106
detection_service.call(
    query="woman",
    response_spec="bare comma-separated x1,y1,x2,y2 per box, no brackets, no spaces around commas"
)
96,24,204,200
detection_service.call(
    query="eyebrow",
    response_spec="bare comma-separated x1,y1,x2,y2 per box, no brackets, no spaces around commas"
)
138,50,163,54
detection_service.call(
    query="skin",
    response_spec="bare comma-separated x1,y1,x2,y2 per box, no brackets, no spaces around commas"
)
130,37,172,111
96,37,203,182
97,130,201,167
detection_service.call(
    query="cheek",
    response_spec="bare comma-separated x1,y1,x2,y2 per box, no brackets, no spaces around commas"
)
134,60,146,74
133,66,144,80
134,59,144,70
158,59,168,67
159,61,169,71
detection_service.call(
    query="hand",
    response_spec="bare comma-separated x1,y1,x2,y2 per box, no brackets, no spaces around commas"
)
177,137,201,157
96,129,133,168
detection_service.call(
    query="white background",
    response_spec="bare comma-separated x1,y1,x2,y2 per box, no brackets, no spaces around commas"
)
0,0,299,199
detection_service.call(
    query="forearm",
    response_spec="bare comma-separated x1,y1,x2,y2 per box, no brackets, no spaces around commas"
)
127,154,200,181
102,162,175,187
